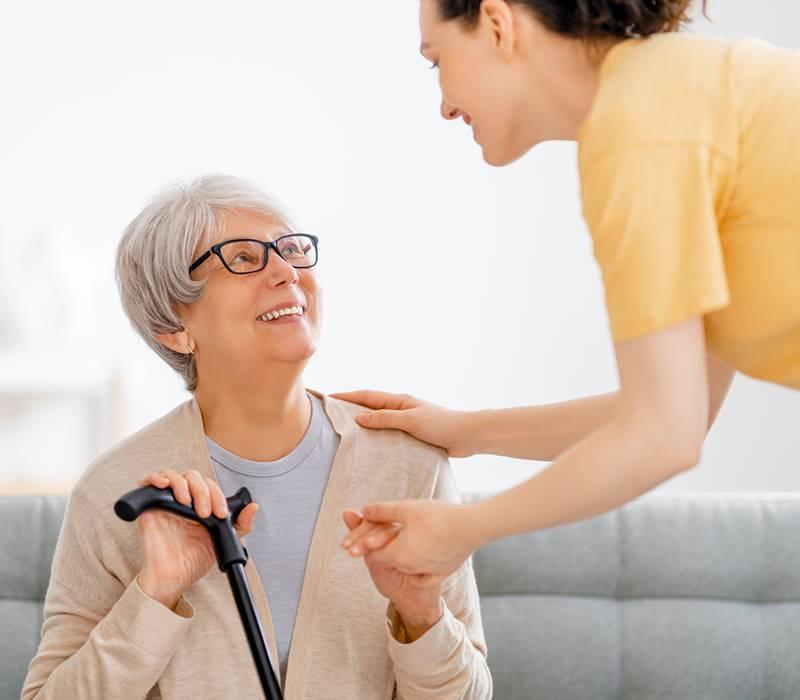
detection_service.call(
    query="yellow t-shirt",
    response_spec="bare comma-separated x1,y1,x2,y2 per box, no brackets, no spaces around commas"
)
578,34,800,389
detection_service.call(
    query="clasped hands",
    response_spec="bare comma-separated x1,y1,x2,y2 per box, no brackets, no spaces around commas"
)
341,499,481,641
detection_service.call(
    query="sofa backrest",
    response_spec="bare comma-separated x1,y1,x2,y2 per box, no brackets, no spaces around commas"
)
470,494,800,699
3,494,800,699
0,496,66,700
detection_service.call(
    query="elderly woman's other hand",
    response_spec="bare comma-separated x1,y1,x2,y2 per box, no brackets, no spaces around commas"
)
136,469,259,611
343,510,445,642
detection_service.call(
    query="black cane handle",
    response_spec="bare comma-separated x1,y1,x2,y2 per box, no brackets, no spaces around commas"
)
114,484,252,571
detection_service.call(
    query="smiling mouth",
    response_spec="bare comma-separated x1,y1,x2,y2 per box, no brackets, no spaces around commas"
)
256,305,305,322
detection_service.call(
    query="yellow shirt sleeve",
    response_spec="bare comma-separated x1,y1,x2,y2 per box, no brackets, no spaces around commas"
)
580,142,732,343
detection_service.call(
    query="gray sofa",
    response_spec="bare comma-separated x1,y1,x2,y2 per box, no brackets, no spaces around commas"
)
2,494,799,699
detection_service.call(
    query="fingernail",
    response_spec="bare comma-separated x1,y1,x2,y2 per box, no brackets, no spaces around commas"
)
358,413,370,423
350,546,361,556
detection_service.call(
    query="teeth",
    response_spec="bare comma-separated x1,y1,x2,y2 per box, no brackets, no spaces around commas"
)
258,306,304,322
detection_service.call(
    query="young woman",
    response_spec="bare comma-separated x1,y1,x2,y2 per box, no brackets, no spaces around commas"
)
337,0,800,577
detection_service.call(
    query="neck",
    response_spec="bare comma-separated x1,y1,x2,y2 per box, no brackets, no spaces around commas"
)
195,364,312,462
542,38,616,140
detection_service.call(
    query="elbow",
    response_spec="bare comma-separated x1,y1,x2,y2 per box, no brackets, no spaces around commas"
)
631,419,704,480
668,441,703,475
20,686,41,700
655,427,704,478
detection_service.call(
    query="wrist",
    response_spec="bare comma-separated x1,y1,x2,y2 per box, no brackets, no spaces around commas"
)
465,496,505,547
454,410,487,458
137,572,182,612
393,598,443,643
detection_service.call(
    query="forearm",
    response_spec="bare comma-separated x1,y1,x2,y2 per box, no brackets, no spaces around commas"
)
470,416,696,544
464,392,620,460
22,579,193,700
462,354,733,462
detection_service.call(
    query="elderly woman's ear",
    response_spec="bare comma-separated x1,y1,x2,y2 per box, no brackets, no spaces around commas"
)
155,328,196,355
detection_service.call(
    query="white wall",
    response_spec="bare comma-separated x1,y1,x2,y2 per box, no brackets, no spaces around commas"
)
0,1,797,493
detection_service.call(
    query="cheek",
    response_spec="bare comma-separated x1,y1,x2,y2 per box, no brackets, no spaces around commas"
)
443,59,499,125
476,75,527,147
300,276,322,322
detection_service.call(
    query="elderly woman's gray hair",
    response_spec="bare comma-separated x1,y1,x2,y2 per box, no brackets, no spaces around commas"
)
115,174,293,392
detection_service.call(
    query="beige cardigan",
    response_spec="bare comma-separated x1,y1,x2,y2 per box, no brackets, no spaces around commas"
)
22,392,492,699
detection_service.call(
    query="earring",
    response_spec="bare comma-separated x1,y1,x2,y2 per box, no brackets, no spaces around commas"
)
187,339,196,355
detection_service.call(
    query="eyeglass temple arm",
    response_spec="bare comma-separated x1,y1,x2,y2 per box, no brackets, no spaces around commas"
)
188,250,213,273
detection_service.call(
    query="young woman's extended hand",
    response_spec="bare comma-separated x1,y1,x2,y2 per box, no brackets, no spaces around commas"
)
342,499,481,578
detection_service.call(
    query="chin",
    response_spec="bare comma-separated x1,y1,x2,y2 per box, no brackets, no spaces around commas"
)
482,149,516,167
273,340,318,364
481,137,540,167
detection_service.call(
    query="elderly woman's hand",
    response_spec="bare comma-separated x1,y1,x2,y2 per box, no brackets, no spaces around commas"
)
136,469,259,611
343,510,445,641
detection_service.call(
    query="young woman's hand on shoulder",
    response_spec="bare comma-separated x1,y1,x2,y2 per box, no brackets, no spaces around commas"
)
331,390,476,457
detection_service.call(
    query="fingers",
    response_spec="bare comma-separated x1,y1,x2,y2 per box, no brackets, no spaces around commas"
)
355,408,410,431
363,525,400,552
330,390,417,412
140,472,170,489
341,512,374,551
342,509,364,531
361,501,410,524
205,478,229,519
155,469,192,506
343,520,400,556
139,470,228,520
233,502,260,536
184,470,212,518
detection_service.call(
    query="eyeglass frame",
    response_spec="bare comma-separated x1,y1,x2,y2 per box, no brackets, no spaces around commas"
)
188,234,320,275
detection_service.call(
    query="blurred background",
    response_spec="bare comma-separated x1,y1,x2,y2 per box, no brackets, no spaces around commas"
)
0,1,797,496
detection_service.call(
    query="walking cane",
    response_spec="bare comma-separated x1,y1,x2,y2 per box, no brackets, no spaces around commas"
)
114,485,283,700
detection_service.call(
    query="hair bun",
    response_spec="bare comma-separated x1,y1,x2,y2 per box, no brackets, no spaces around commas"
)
436,0,705,38
576,0,700,38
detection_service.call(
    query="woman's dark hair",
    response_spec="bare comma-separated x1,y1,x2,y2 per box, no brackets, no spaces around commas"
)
436,0,707,38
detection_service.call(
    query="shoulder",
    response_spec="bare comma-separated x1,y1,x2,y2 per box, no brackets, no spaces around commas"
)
71,400,194,514
320,394,455,501
580,34,736,159
51,400,197,584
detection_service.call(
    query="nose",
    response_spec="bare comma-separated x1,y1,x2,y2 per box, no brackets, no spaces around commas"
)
262,250,299,289
440,98,461,121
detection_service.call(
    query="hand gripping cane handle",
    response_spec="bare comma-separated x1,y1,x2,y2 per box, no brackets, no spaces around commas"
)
114,484,251,571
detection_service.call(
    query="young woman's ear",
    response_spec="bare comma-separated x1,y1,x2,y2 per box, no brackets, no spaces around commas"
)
480,0,517,58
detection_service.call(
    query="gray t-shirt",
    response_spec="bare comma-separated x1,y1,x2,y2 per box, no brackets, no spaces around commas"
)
207,393,339,682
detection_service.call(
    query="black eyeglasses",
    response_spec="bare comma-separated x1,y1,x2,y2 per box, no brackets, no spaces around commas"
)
189,234,319,275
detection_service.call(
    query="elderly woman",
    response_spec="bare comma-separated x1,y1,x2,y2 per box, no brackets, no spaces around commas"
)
22,175,491,700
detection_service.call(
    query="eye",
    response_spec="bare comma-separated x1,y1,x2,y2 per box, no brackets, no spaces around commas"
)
428,61,439,71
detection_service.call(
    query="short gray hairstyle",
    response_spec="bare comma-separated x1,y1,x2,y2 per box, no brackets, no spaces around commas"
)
115,174,293,392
